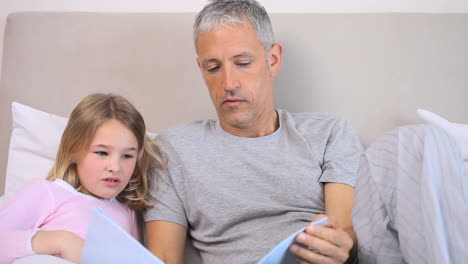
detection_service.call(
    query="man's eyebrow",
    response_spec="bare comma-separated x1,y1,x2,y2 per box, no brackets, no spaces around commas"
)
201,58,220,67
201,52,254,67
232,52,254,59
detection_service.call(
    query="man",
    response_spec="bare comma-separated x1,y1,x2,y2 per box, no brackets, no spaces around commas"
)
145,1,362,263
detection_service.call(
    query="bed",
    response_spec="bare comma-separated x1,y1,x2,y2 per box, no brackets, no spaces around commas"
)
1,12,467,263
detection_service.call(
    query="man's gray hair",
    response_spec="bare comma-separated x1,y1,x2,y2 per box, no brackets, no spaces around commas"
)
193,0,275,54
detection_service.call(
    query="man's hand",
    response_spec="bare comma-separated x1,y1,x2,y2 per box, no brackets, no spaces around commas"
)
289,217,353,264
32,230,84,263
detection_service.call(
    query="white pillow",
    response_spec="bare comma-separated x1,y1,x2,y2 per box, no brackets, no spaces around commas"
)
417,109,468,168
0,102,157,207
1,103,68,206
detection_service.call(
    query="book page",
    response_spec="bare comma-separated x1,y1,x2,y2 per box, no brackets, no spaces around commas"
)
257,217,328,264
82,208,165,264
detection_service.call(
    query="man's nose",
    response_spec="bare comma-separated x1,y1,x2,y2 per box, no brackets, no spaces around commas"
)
222,66,239,92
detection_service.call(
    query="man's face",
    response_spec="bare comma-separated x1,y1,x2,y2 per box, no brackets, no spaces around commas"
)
196,22,282,132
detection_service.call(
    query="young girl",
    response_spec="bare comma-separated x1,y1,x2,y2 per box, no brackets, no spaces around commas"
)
0,94,165,263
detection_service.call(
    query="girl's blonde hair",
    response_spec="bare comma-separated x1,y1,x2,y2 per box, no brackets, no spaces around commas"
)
47,93,165,210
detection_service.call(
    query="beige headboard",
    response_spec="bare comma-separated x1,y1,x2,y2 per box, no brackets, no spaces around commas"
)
1,12,468,195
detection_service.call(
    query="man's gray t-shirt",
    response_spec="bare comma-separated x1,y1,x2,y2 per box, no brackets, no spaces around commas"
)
145,109,362,264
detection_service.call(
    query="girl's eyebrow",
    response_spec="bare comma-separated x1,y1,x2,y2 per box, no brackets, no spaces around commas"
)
91,144,137,152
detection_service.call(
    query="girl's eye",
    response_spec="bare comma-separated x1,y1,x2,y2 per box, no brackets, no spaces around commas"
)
123,154,134,159
94,151,108,156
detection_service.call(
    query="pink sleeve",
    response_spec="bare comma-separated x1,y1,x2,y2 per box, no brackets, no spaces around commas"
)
0,179,54,263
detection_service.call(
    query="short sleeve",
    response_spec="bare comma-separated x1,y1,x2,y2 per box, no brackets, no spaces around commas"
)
319,118,363,187
144,135,188,228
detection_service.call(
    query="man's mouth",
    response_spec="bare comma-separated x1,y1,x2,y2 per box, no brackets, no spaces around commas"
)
223,98,244,106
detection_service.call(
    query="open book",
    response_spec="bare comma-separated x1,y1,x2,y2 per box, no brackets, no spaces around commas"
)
81,208,164,264
257,217,328,264
82,208,327,264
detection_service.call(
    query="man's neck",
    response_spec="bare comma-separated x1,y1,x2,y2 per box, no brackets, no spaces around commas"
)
220,109,279,138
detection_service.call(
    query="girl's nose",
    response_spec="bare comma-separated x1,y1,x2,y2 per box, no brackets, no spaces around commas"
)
106,158,121,173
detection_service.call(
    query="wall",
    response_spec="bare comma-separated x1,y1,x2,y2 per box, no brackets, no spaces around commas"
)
0,0,467,74
0,2,467,196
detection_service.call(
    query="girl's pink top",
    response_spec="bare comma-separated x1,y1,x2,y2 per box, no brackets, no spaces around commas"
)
0,178,137,263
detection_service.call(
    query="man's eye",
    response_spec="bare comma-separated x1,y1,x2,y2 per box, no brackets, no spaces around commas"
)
94,151,107,156
122,154,134,159
207,66,220,73
237,62,251,67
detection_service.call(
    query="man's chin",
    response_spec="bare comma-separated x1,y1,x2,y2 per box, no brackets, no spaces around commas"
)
219,113,251,128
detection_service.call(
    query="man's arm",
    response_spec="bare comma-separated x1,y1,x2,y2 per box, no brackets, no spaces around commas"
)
290,183,356,263
146,220,187,264
323,183,356,242
289,116,361,263
324,183,358,263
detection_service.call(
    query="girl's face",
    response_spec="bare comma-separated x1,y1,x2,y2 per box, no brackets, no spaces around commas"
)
76,119,138,200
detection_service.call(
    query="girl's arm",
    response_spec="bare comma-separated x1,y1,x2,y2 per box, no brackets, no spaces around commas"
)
32,230,84,263
0,178,71,263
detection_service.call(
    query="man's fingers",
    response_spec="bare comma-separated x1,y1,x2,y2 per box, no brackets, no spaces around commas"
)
305,224,353,249
290,243,337,264
292,216,354,263
295,231,349,260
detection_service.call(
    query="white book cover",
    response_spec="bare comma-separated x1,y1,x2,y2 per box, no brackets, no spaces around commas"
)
81,208,164,264
82,208,327,264
258,217,328,264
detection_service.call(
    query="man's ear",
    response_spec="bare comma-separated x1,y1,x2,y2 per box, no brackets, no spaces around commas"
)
268,43,283,77
196,57,201,69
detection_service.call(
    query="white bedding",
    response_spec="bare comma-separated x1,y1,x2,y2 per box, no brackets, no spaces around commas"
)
353,124,468,263
13,255,73,264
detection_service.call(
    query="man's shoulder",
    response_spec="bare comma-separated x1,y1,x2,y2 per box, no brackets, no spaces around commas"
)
281,110,355,140
283,110,346,128
288,111,342,122
156,119,215,143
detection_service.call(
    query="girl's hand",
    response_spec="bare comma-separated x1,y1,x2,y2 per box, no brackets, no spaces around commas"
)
32,230,84,263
